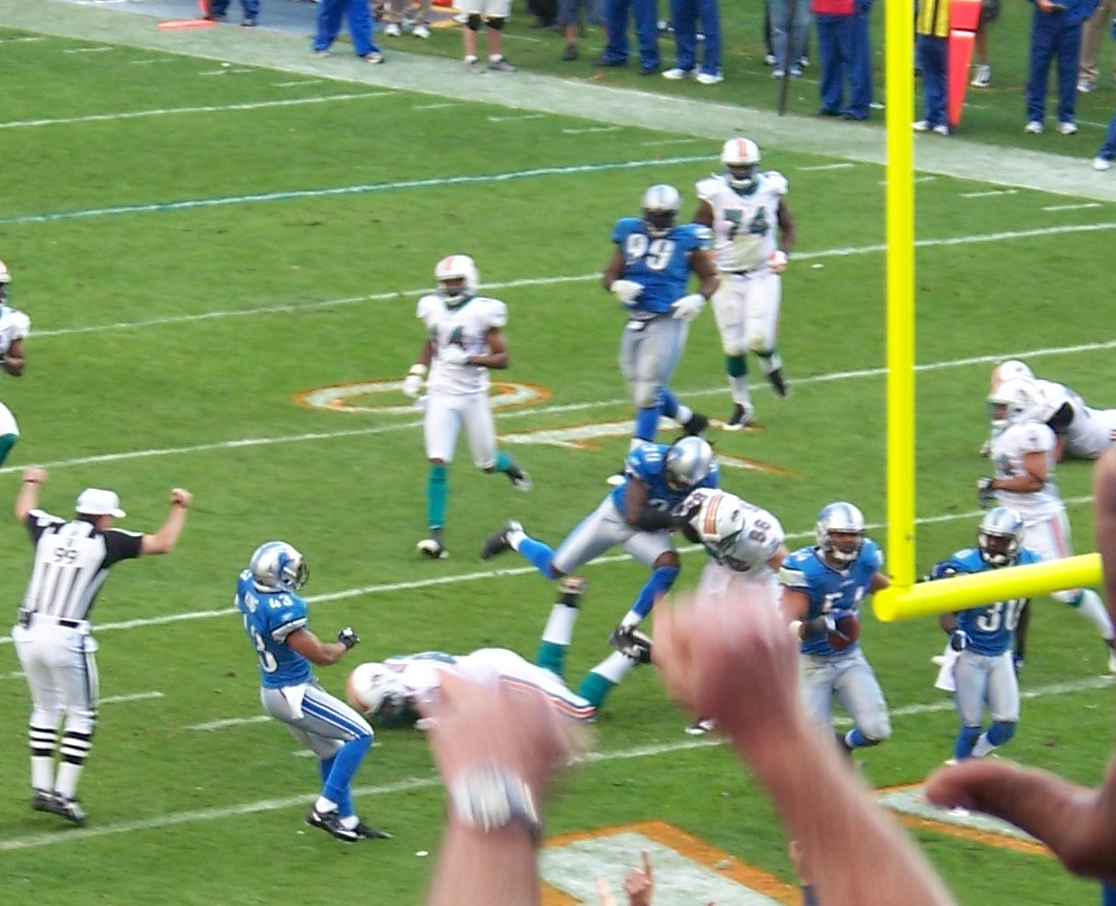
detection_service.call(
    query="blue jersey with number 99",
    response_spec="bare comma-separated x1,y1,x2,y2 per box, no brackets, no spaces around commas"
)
612,218,706,316
236,570,312,688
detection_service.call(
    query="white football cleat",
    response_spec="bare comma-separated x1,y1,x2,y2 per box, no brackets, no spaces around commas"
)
683,718,718,735
417,538,448,559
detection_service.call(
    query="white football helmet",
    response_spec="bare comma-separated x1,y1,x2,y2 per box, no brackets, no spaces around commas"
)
641,184,681,238
988,377,1043,431
346,663,412,726
691,491,749,563
434,254,479,304
815,502,865,565
977,506,1025,568
0,259,9,306
664,436,714,491
721,137,761,193
248,541,309,593
996,360,1034,385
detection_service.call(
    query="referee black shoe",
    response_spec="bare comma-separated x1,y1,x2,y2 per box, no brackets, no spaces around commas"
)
46,795,86,824
31,789,54,812
305,806,358,842
353,819,392,840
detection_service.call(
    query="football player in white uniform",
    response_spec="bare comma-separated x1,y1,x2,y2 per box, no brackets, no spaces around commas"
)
984,360,1116,461
0,260,30,465
677,488,789,734
401,255,531,560
978,377,1116,672
692,138,796,430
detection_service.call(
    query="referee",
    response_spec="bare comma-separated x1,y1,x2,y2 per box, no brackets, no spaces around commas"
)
11,467,191,824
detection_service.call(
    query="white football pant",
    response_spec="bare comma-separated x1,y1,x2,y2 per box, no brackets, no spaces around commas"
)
423,390,497,468
712,271,782,355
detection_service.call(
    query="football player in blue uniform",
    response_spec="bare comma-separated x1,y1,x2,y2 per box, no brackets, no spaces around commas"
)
929,508,1038,762
236,541,389,843
479,436,719,709
603,185,719,448
781,502,892,753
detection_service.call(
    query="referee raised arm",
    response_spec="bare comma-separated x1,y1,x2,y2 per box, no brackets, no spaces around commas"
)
11,467,191,824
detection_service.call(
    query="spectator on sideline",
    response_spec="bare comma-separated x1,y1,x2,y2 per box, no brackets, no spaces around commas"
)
380,0,433,38
460,0,517,72
0,259,29,467
12,470,191,824
203,0,259,25
313,0,384,62
1077,0,1116,91
1024,0,1099,135
595,0,661,73
559,0,590,60
768,0,810,80
927,445,1116,902
969,0,1000,87
914,0,951,134
661,0,723,84
811,0,874,120
529,0,559,28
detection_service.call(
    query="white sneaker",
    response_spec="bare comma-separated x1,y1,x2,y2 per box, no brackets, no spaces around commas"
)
764,52,777,66
412,23,430,38
932,124,951,136
912,119,930,132
771,69,785,79
695,71,723,85
1107,646,1116,673
1024,120,1044,134
1078,79,1096,93
970,64,991,88
1094,156,1113,171
382,22,401,36
662,67,692,80
1058,121,1078,135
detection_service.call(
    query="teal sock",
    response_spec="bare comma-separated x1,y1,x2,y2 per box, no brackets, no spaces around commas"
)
494,450,513,474
536,641,566,677
726,354,747,377
577,672,617,709
427,464,447,530
0,433,17,467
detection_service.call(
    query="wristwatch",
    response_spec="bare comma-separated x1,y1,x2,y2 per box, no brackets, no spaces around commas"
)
449,761,543,842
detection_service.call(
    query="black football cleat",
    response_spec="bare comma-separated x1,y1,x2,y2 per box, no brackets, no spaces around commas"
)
681,411,709,435
479,520,522,560
306,806,358,842
722,403,753,432
353,820,392,840
417,537,449,560
608,625,653,664
767,369,789,398
507,464,532,492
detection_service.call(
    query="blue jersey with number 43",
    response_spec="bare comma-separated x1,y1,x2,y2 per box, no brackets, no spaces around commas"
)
930,547,1042,656
609,441,720,516
236,570,312,688
781,540,883,657
612,218,706,316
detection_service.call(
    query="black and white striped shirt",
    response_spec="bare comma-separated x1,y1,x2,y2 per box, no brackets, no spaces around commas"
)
20,510,143,622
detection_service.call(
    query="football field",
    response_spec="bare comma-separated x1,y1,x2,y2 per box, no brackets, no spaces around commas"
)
1,3,1115,904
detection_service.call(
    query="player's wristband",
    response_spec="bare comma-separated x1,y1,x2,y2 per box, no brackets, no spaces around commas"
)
450,761,543,843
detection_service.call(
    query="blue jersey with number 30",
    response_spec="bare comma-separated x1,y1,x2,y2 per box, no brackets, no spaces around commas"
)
236,570,312,688
930,547,1041,656
612,218,706,316
781,541,883,657
609,441,720,515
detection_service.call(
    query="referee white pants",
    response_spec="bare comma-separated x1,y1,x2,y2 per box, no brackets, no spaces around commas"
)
12,617,99,735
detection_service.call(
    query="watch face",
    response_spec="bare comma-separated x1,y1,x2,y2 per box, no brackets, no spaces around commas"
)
452,764,541,839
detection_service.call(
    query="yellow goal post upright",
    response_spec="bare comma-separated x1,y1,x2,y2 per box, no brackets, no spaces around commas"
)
867,3,1103,622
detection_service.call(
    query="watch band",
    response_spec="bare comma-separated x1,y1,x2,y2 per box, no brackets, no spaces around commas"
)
450,761,543,842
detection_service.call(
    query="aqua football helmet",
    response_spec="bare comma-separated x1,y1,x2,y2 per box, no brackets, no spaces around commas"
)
435,254,479,304
977,507,1025,568
815,502,865,565
641,184,681,237
721,136,761,193
664,436,714,491
249,541,309,593
346,663,414,728
988,377,1044,432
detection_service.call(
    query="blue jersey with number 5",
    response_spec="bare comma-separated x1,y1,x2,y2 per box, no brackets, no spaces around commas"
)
612,218,706,316
930,547,1041,656
609,441,720,515
781,541,883,657
236,570,312,688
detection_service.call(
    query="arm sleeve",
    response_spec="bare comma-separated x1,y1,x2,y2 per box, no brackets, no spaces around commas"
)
103,528,144,566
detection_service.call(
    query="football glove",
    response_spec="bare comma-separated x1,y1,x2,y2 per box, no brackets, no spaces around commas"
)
671,293,705,322
979,439,992,458
610,279,644,306
768,249,789,274
976,476,997,508
337,627,360,650
949,629,969,652
440,346,472,366
402,363,427,398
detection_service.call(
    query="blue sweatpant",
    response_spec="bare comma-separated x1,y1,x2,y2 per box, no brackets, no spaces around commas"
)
314,0,378,57
601,0,661,69
916,33,948,128
667,0,721,75
816,11,872,119
1027,11,1083,125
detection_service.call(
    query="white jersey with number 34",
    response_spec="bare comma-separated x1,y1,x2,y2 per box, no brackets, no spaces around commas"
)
696,172,787,273
416,294,507,396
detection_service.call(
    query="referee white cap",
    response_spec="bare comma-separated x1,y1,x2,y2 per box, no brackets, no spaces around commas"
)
75,488,126,518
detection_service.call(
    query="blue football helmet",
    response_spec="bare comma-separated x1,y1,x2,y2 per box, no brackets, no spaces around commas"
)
815,502,865,565
641,184,681,238
977,507,1025,567
664,436,714,491
249,541,309,593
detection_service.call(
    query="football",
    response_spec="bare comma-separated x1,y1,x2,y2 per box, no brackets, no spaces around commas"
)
827,613,861,651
